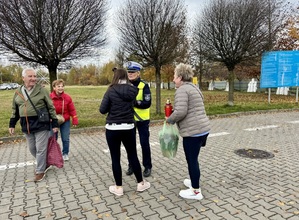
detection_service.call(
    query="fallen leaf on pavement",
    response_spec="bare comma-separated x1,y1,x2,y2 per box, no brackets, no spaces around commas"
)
19,212,29,217
160,196,165,200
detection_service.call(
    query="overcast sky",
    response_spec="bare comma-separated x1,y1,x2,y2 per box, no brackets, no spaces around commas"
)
94,0,298,66
90,0,208,66
1,0,297,67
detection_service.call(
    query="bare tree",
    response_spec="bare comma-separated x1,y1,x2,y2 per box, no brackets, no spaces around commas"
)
116,0,187,114
190,29,207,89
0,0,108,88
193,0,286,106
114,46,126,68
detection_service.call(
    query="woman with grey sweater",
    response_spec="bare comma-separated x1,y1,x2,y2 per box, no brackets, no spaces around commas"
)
166,63,210,200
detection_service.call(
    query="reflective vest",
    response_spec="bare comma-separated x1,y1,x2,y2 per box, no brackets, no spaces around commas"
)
134,82,150,121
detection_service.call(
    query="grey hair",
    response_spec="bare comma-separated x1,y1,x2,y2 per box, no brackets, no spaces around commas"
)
22,68,36,77
174,63,194,82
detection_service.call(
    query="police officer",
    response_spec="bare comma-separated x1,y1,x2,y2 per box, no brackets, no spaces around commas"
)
126,61,152,177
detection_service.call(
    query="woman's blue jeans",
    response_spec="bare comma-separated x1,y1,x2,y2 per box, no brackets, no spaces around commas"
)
56,120,71,155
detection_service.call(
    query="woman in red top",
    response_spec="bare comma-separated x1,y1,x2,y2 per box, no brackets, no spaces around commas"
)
50,79,78,161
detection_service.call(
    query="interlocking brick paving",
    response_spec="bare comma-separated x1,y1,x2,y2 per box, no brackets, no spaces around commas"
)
0,111,298,219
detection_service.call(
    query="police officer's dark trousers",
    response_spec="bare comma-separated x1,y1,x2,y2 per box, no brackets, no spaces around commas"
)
129,120,152,170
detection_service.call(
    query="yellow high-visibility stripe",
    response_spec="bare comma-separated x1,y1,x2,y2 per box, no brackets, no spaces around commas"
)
134,82,150,121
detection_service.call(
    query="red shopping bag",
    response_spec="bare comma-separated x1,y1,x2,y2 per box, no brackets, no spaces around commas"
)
47,134,64,168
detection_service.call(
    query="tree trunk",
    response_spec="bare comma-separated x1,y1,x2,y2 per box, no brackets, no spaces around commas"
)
199,56,203,89
155,67,161,114
228,70,235,106
47,64,58,92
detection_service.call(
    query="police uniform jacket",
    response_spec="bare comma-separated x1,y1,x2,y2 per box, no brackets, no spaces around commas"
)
131,77,151,121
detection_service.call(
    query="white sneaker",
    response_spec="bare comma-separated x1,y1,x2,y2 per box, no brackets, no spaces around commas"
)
109,185,124,196
179,188,203,200
137,180,151,192
183,179,201,192
63,155,69,161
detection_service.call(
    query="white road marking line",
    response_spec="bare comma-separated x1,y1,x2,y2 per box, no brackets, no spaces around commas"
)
286,120,299,124
102,144,142,153
209,132,230,137
244,125,278,131
0,161,35,171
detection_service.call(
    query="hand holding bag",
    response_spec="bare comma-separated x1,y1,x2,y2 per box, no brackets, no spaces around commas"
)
159,121,179,158
47,134,64,168
56,114,65,125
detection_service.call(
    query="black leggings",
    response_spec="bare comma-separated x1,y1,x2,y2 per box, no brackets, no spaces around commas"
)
183,134,208,189
106,128,143,186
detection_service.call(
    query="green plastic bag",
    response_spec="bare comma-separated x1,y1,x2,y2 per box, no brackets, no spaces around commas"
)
159,122,179,158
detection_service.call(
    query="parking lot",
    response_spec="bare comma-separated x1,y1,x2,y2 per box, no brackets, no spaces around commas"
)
0,110,298,219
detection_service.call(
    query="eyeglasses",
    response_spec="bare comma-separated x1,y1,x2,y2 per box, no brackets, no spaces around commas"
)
128,71,137,74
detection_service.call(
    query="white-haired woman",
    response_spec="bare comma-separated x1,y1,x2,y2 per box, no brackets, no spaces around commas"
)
166,63,210,200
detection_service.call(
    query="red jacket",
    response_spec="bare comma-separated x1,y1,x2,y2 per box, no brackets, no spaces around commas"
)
50,91,78,125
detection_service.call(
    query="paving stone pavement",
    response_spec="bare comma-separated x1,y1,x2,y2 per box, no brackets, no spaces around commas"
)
0,111,299,220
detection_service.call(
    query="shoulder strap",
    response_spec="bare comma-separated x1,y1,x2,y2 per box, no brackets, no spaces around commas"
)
24,90,39,115
138,81,145,89
15,90,25,101
61,98,64,114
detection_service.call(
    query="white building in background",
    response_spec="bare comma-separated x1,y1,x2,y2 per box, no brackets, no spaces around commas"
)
225,81,229,91
247,78,257,92
276,87,289,95
208,80,214,90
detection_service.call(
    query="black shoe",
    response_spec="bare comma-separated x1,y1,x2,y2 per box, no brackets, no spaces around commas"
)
143,168,151,177
126,167,133,176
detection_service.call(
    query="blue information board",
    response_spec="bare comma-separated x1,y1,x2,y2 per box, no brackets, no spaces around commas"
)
260,51,299,88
